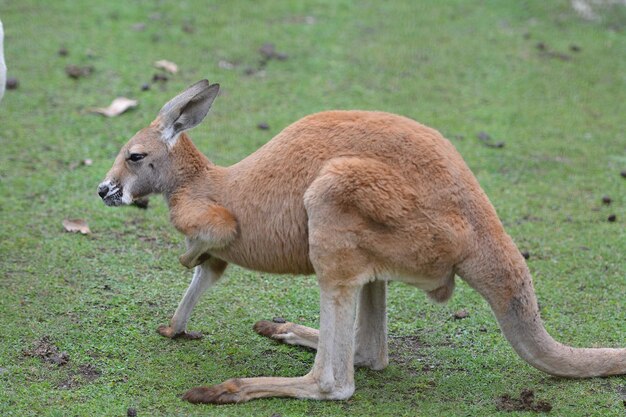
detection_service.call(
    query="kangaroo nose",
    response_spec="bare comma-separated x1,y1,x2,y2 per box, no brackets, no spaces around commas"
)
98,184,109,199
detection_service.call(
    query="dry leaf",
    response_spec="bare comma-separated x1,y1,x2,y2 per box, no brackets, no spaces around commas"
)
90,97,138,117
63,219,91,235
154,59,178,74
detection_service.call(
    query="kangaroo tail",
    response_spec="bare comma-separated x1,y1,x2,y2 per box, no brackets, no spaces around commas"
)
458,233,625,377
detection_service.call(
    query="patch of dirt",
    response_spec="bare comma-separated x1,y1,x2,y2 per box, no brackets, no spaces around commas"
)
533,41,573,61
477,131,505,148
541,50,572,61
22,336,69,366
57,363,101,389
389,335,437,374
78,363,101,381
244,43,289,76
496,389,553,412
65,64,94,79
258,43,288,61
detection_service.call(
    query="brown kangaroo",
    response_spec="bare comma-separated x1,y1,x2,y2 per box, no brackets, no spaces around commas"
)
98,80,625,404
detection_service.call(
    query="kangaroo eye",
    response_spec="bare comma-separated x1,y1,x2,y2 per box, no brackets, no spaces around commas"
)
128,153,146,162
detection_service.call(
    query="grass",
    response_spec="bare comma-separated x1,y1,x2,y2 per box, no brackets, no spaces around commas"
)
0,0,624,415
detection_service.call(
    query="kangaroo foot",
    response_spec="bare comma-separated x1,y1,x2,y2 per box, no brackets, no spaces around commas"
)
157,325,203,340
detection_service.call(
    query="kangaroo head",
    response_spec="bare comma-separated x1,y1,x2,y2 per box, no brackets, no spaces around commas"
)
98,80,220,206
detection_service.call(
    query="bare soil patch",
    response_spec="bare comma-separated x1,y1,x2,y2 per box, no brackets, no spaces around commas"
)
495,389,553,412
22,336,69,366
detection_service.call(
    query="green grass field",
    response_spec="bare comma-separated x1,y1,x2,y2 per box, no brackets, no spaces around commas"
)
1,1,624,415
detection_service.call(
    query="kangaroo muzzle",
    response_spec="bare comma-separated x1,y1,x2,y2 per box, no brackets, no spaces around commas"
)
97,180,124,206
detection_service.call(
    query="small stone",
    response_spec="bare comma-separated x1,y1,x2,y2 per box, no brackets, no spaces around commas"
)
521,251,530,260
601,196,612,205
127,407,137,417
257,122,270,130
453,309,469,320
272,317,286,323
141,83,151,91
6,77,19,90
607,214,616,222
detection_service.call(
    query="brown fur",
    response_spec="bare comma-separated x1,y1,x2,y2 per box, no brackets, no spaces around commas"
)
99,81,625,405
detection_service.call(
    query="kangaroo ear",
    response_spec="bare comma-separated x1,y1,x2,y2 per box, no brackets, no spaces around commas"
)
157,80,220,146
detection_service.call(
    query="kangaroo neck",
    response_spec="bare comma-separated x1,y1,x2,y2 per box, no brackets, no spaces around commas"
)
163,133,227,208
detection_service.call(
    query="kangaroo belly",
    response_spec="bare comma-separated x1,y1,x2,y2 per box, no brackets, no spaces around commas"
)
212,213,315,275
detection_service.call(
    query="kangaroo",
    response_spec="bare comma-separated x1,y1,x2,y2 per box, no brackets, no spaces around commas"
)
98,80,625,404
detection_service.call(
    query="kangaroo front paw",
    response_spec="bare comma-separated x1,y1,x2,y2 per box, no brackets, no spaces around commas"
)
183,379,243,404
179,251,211,269
157,325,203,340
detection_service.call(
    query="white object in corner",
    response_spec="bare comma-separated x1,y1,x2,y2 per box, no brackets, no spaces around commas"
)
0,19,6,104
